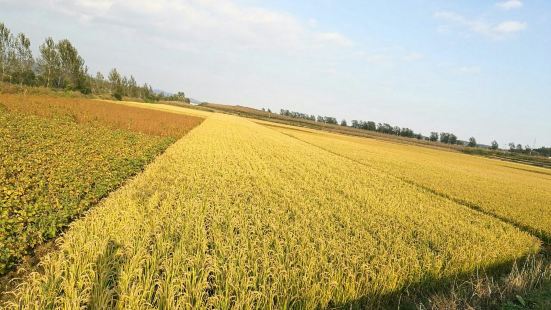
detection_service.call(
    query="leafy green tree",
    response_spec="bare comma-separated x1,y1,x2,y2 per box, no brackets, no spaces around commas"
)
366,121,376,131
400,128,414,138
429,132,439,142
340,119,347,126
490,140,499,150
0,23,12,82
128,75,138,97
449,134,458,144
6,33,34,85
108,68,123,100
121,75,129,96
56,39,88,91
93,71,106,93
38,37,60,88
468,137,477,147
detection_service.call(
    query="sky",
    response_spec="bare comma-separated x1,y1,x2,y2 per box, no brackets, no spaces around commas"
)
1,0,550,146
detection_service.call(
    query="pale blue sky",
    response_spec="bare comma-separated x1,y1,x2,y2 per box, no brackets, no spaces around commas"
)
1,0,550,146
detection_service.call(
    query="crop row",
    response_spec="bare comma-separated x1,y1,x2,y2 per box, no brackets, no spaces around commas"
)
6,114,539,309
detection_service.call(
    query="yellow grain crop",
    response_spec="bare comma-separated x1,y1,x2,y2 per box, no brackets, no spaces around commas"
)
269,124,551,242
6,114,539,309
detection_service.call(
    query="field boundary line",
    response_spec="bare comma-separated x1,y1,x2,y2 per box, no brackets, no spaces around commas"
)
273,128,547,245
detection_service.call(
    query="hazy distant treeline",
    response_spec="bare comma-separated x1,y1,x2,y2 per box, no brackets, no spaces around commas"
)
0,22,188,102
280,108,442,143
279,108,550,155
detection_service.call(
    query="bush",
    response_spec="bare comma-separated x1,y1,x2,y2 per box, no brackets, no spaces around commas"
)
112,92,123,100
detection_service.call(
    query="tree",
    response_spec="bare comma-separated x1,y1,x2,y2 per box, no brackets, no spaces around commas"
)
108,68,123,100
340,119,347,126
429,132,439,142
468,137,477,147
56,39,88,91
38,37,60,88
400,128,414,138
393,126,401,136
516,144,523,151
121,75,129,96
128,75,138,97
366,121,376,131
440,132,450,144
377,123,393,134
141,82,151,99
449,134,458,145
93,71,105,93
490,140,499,150
0,23,13,82
508,142,516,151
13,33,34,85
325,117,338,124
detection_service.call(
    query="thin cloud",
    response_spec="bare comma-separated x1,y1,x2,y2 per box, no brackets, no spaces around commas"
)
494,21,527,34
13,0,353,52
496,0,523,10
434,10,527,39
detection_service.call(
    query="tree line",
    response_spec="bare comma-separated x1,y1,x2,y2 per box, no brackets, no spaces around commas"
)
0,22,189,103
506,143,551,157
278,108,551,155
352,120,421,139
279,109,339,125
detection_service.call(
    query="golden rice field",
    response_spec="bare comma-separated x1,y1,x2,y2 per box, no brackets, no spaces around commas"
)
265,123,551,242
4,111,544,309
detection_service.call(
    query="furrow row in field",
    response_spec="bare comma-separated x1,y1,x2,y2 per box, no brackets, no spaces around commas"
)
6,115,539,309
